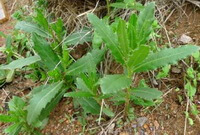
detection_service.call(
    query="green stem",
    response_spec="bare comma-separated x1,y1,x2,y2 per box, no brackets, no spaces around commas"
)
106,0,111,15
124,87,131,117
124,68,133,118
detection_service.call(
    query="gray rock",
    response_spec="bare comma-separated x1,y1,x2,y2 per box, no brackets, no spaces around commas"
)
108,123,115,134
178,34,192,44
136,117,148,127
171,67,181,74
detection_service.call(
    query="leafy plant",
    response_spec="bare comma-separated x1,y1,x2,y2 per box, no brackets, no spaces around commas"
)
0,96,41,135
0,7,100,133
88,2,200,116
184,63,199,125
110,0,144,10
1,1,200,134
156,65,171,79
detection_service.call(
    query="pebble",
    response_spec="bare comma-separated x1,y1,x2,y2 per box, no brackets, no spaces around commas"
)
154,120,160,129
136,117,148,127
178,34,192,44
119,132,129,135
139,129,145,135
171,67,181,74
143,124,151,134
108,123,115,134
153,79,158,86
132,124,137,128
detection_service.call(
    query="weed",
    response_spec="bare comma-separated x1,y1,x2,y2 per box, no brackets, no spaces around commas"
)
88,2,199,117
0,1,199,134
0,96,42,135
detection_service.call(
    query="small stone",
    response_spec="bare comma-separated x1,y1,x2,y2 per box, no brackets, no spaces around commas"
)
154,120,160,129
136,117,148,127
135,132,139,135
178,34,192,44
120,132,129,135
168,31,174,36
144,124,151,134
143,124,148,129
171,67,181,74
153,79,158,86
139,129,145,135
108,123,115,134
132,124,137,128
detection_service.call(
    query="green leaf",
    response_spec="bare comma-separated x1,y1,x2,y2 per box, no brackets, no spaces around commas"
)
29,84,51,96
34,9,49,31
156,65,171,79
32,33,63,71
6,70,15,83
131,87,162,100
88,13,124,64
185,82,196,99
64,91,93,98
127,46,149,68
15,21,51,38
38,88,67,121
117,19,129,57
78,98,100,114
76,78,91,92
0,56,41,70
92,32,103,49
63,28,92,46
100,75,132,94
27,81,63,125
188,118,194,125
6,35,12,49
103,107,115,117
131,97,155,107
0,31,6,38
110,1,143,10
8,96,26,112
133,45,200,72
4,123,22,135
67,49,105,75
136,2,155,45
110,2,127,9
128,15,137,49
0,115,17,123
51,18,65,41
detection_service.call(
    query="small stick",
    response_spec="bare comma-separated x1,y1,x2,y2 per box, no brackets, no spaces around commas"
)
184,95,189,135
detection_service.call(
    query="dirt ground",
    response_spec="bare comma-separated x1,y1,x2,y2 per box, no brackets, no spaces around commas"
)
0,1,200,135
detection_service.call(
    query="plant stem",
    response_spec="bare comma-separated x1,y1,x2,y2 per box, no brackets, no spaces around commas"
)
106,0,110,15
124,68,133,118
124,87,131,118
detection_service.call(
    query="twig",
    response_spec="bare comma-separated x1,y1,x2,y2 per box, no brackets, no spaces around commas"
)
184,95,189,135
10,0,17,14
186,0,200,8
98,99,104,125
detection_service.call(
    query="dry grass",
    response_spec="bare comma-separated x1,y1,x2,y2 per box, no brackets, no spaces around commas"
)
46,0,200,32
47,0,107,32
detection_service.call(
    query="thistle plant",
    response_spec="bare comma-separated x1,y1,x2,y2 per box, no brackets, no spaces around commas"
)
88,2,200,116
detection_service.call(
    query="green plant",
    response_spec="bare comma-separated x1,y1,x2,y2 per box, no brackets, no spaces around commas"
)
156,65,171,79
88,2,200,117
0,96,42,135
110,0,143,10
1,1,200,134
184,64,199,125
0,8,99,133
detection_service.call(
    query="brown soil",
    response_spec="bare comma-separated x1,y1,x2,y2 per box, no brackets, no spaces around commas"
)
0,1,200,135
166,3,200,46
0,0,14,46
